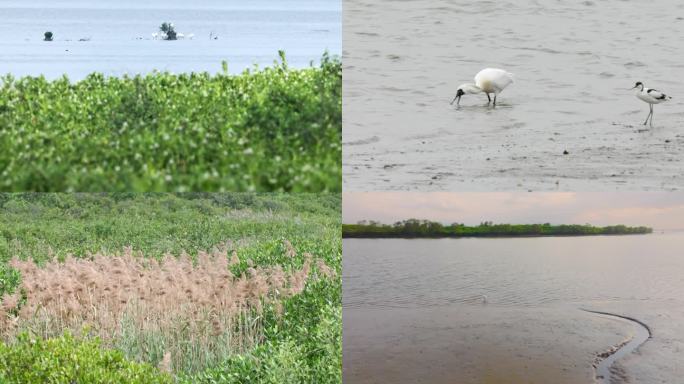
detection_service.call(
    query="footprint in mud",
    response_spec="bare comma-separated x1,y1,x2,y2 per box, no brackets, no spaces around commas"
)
345,136,381,146
429,172,455,181
382,164,403,170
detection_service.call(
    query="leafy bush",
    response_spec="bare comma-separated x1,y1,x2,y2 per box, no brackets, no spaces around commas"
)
0,332,172,384
0,265,20,298
182,279,341,384
0,54,341,192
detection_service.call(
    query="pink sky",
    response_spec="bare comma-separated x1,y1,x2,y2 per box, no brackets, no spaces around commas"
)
343,192,684,230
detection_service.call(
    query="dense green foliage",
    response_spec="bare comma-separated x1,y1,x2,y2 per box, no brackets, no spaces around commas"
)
0,193,341,383
185,280,341,384
0,193,339,266
343,219,653,238
0,332,172,384
0,53,341,192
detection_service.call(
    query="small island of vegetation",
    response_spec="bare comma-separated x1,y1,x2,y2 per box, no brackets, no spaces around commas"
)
159,22,177,40
343,219,653,238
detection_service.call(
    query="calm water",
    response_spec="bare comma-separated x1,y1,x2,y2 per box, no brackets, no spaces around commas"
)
343,0,684,191
344,234,684,383
0,0,340,79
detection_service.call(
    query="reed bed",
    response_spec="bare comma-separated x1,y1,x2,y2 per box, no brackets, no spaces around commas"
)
0,193,341,383
0,242,334,374
0,246,335,372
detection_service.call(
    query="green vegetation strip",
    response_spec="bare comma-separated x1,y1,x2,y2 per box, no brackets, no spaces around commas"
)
0,53,341,192
0,193,341,383
343,219,653,238
0,332,172,384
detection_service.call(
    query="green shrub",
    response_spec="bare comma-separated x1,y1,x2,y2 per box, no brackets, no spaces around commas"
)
0,193,340,263
183,279,341,384
0,264,20,297
0,54,341,192
0,332,172,384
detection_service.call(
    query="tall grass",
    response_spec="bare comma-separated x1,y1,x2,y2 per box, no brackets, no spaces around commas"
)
1,243,333,375
0,53,341,192
0,193,341,383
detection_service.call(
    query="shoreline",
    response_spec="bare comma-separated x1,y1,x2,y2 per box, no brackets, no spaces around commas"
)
342,233,653,239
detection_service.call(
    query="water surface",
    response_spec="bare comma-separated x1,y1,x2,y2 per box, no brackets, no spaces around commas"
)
0,0,340,79
343,0,684,191
344,234,684,383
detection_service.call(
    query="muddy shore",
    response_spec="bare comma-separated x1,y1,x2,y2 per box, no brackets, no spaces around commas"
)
344,306,638,384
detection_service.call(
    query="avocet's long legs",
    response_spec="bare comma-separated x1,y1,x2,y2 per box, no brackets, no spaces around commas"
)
649,104,653,126
643,104,652,125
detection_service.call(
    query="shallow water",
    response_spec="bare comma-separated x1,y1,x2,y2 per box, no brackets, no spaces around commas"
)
343,0,684,191
0,0,340,79
343,234,684,383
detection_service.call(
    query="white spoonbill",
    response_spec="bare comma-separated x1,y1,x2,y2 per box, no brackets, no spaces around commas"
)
451,68,514,106
631,81,672,126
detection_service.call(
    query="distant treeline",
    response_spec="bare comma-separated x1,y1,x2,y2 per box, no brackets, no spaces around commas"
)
342,219,653,238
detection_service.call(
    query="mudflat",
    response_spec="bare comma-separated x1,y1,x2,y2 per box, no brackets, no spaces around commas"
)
343,235,684,383
343,0,684,191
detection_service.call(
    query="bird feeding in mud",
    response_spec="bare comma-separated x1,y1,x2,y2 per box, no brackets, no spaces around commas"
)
631,81,672,126
451,68,514,107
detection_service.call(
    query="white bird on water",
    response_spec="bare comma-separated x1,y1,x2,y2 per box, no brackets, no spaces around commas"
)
631,81,672,126
451,68,514,107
